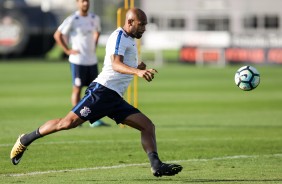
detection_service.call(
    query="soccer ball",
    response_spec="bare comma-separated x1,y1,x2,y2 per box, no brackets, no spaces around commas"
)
234,66,260,91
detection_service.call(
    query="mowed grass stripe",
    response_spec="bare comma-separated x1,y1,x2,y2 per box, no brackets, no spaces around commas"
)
3,153,282,177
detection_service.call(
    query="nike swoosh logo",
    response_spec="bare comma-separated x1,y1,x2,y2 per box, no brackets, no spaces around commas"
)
13,157,22,164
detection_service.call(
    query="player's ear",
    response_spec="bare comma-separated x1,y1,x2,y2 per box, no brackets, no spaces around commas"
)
128,19,134,26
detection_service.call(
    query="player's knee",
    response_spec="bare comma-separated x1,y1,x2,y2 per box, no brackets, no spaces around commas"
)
144,119,155,132
57,119,76,130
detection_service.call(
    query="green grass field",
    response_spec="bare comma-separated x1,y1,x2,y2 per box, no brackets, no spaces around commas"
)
0,60,282,184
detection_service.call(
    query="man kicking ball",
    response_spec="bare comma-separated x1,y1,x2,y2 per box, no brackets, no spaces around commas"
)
10,8,182,177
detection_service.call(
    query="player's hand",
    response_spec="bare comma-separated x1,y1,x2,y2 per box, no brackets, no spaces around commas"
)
66,49,80,55
137,68,158,82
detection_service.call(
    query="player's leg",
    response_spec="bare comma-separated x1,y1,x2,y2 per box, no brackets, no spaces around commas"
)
70,63,83,107
10,112,85,165
123,113,157,153
38,111,85,135
72,86,82,107
122,113,182,177
71,63,84,127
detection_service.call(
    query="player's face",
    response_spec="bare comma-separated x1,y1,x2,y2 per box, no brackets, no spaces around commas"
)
131,15,147,39
77,0,89,14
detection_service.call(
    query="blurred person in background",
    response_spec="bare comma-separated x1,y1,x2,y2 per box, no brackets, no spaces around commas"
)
54,0,109,127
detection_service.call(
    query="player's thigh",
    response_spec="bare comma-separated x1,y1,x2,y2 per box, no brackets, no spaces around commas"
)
123,112,154,131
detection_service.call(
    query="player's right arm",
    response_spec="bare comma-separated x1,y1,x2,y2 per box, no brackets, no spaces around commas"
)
112,55,157,82
54,15,79,56
53,30,79,56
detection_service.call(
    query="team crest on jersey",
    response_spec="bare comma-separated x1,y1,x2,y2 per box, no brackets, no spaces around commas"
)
80,106,91,117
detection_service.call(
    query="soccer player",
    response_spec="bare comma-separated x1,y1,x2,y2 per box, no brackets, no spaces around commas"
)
53,0,108,127
10,8,182,177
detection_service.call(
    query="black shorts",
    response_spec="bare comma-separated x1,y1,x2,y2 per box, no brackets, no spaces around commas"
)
70,63,98,87
72,82,140,124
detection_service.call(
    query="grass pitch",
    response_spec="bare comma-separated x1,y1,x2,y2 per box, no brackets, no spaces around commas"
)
0,60,282,184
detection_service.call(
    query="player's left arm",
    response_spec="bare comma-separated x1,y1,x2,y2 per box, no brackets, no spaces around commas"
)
93,15,101,51
93,31,100,51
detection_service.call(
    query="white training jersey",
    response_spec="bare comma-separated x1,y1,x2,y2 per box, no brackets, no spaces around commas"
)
94,27,138,97
58,11,101,66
